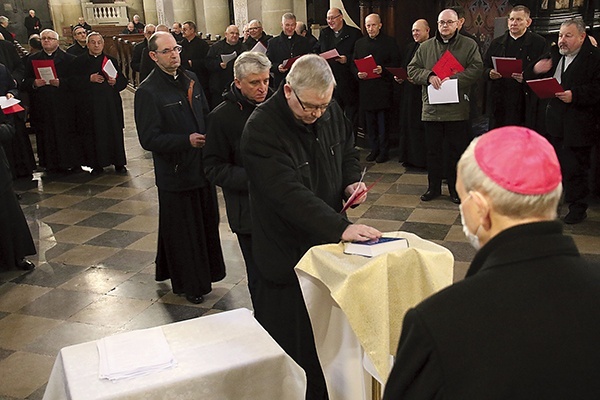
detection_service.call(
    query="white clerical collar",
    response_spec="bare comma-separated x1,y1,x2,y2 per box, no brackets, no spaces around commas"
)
509,31,525,40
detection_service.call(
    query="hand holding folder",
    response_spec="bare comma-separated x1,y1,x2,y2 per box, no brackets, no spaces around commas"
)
432,50,464,80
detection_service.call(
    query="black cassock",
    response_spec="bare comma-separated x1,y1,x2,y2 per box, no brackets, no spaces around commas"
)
68,53,128,169
0,116,35,270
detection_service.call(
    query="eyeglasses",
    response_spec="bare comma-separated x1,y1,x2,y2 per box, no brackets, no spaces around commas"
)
326,14,342,21
292,88,330,112
153,45,182,55
247,27,260,31
41,37,57,41
437,20,456,26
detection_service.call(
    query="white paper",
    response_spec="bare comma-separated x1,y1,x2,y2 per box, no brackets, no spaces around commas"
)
102,59,118,79
491,56,517,71
427,79,459,104
250,42,267,54
0,96,21,109
220,51,237,64
38,66,56,82
97,327,176,381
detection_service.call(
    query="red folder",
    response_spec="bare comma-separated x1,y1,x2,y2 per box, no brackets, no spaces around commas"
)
1,104,25,114
31,59,57,80
386,67,408,80
526,78,564,99
282,55,301,70
493,57,523,77
432,50,464,80
354,55,381,80
319,49,341,61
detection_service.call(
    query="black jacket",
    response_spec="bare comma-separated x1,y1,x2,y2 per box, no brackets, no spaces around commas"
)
524,37,600,146
135,68,210,191
317,22,363,100
484,29,548,128
205,39,245,105
266,32,311,88
180,36,210,92
66,42,87,57
130,38,147,73
244,32,272,50
241,89,360,284
204,83,272,234
383,221,600,400
353,33,400,111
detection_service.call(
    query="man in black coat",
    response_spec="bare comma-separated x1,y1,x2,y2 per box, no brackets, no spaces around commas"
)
524,18,600,224
23,29,78,172
485,5,548,129
243,20,272,50
180,21,210,104
66,26,88,56
204,51,271,307
0,32,24,84
316,8,363,126
67,32,128,174
396,19,429,168
131,24,155,82
353,13,400,163
24,10,41,38
241,54,381,400
135,32,226,305
383,125,600,400
205,25,245,109
0,114,35,271
266,13,311,89
74,17,92,32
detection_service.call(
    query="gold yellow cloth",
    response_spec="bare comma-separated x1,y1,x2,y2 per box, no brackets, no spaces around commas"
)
295,231,454,383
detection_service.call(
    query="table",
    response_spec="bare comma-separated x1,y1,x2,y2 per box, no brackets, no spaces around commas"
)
295,231,454,400
43,308,306,400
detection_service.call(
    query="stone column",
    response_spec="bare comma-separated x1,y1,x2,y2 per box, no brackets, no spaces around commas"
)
261,0,293,37
48,0,80,36
155,0,175,25
232,0,250,29
142,0,157,24
203,0,230,37
173,0,196,27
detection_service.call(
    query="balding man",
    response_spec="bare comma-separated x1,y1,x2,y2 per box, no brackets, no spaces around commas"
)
243,19,272,49
266,13,311,88
206,25,245,108
23,29,78,172
408,8,483,204
353,13,400,163
75,17,92,32
524,18,600,224
383,126,600,399
171,22,183,42
295,21,317,48
242,54,381,400
397,19,430,168
24,10,41,38
316,8,363,125
131,23,155,82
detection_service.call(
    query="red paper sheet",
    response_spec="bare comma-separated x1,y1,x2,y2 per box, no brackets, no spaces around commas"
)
31,59,57,80
354,55,381,80
432,50,464,80
526,78,564,99
1,104,25,114
386,67,408,81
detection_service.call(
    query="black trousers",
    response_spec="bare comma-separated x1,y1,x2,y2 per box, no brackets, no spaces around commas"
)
236,233,258,309
424,120,470,194
253,272,328,400
550,136,592,210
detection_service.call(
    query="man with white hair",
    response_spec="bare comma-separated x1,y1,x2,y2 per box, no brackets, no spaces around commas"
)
243,19,272,49
383,126,600,399
242,54,382,400
0,16,13,42
131,23,155,80
24,10,41,38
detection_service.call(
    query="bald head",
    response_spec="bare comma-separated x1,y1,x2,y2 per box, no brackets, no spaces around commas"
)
225,24,240,45
412,19,430,43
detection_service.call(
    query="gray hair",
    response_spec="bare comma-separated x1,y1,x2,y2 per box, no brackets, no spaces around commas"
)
234,51,271,80
144,24,156,33
282,13,296,22
561,18,586,34
86,31,103,43
0,16,8,25
458,136,562,220
40,29,59,40
286,54,336,95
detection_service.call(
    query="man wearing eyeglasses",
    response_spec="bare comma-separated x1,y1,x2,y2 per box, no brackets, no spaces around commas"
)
23,29,79,173
408,8,483,204
241,54,382,400
316,8,363,129
67,26,88,56
243,19,272,49
135,32,226,305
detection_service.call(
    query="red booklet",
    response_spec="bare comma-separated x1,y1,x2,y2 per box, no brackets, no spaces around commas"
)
386,67,408,80
354,55,381,80
1,104,24,114
432,50,464,80
31,59,58,80
281,55,301,70
319,49,341,61
526,78,564,99
492,57,523,77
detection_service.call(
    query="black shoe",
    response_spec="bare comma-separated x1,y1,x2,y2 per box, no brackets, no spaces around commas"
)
16,258,35,271
564,209,587,224
115,165,127,174
186,294,204,304
420,190,441,202
375,153,389,163
366,151,379,162
91,167,104,175
450,193,461,204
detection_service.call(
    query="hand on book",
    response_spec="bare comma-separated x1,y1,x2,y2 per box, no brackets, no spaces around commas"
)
341,224,382,242
428,75,448,90
345,182,367,204
489,69,502,80
555,90,572,103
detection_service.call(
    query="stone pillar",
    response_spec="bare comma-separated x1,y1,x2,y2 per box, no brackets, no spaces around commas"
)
232,0,250,29
49,0,81,36
142,0,157,24
203,0,230,37
261,0,293,37
155,0,175,25
173,0,196,27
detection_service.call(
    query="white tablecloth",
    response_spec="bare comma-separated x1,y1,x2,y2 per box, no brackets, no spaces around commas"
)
296,231,454,400
43,308,306,400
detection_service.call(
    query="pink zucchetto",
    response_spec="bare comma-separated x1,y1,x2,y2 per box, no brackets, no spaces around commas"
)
474,126,562,195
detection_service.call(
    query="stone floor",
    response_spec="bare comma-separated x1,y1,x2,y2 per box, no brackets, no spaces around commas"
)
1,89,599,399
